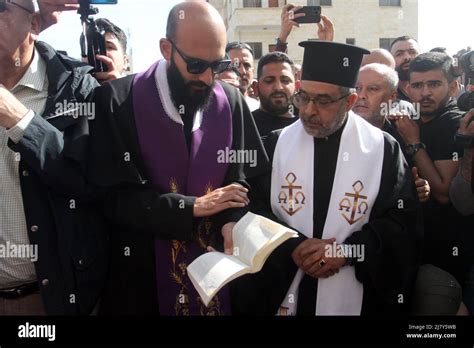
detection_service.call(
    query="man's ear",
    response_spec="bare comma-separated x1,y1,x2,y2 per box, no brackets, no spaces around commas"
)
295,79,301,91
346,93,358,111
449,80,459,97
253,81,260,98
30,13,42,41
160,38,172,61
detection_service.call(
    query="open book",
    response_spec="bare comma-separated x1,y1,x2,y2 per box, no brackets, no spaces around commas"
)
187,212,298,307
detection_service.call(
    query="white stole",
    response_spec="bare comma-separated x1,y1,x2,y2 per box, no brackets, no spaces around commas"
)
270,112,384,315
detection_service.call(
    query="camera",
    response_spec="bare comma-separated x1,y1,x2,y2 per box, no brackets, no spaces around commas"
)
78,0,118,73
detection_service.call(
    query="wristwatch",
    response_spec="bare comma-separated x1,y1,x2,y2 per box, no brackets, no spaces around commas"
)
406,143,426,156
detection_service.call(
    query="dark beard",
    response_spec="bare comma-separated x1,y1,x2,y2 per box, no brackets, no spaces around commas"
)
167,59,213,115
259,92,290,116
396,65,410,81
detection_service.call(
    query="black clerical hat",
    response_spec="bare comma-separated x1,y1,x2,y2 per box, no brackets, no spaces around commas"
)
299,40,370,88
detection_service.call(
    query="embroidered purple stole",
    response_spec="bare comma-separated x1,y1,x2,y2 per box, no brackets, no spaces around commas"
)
132,61,233,315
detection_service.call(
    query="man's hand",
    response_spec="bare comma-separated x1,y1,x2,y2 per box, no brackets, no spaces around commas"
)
0,85,29,129
389,113,420,145
94,55,123,84
278,3,304,43
412,167,430,203
221,222,235,255
206,222,235,255
193,184,249,218
37,0,79,32
458,108,474,136
292,238,345,278
316,15,335,41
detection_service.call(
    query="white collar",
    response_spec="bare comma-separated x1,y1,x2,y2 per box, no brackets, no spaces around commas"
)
12,48,47,93
154,59,203,131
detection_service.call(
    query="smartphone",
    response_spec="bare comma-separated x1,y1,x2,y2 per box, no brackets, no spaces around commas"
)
293,6,321,24
89,0,118,4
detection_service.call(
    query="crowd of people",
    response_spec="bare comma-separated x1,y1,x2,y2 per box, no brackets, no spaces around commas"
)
0,0,473,317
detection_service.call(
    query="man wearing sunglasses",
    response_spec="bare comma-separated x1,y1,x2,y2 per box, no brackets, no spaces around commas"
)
236,41,422,316
0,0,108,315
87,1,269,315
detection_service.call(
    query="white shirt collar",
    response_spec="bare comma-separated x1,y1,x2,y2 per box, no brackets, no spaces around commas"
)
154,59,203,131
12,48,47,93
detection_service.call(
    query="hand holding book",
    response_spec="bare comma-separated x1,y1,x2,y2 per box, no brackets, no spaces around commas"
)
187,212,298,307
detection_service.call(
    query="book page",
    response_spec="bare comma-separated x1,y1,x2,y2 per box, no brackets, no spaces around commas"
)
187,251,249,306
233,213,297,268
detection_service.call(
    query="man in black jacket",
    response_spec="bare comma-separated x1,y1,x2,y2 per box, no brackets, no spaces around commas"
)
0,0,108,315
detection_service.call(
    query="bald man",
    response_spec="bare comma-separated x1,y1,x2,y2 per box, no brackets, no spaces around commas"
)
361,49,396,69
0,0,108,315
88,1,269,315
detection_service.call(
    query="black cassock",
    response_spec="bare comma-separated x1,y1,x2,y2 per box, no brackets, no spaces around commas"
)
232,120,423,316
87,76,269,315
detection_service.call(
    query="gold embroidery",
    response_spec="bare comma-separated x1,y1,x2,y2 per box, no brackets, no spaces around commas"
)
339,180,369,225
168,179,223,315
279,173,305,216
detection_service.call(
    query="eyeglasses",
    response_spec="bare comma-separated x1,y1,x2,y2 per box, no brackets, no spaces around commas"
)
0,0,35,13
293,91,350,109
168,39,232,75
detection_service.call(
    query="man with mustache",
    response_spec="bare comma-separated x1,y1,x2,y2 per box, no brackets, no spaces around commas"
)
390,36,420,102
252,52,298,137
87,1,268,315
391,52,474,307
238,41,421,316
226,42,260,112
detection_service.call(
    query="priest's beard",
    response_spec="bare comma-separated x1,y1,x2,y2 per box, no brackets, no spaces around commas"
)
259,91,291,116
301,103,347,138
167,59,213,115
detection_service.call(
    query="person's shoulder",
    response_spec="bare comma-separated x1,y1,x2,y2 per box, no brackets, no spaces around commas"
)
94,74,135,101
218,80,242,102
438,102,465,125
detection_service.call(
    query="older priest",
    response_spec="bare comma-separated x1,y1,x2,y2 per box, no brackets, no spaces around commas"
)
240,41,422,316
87,2,268,315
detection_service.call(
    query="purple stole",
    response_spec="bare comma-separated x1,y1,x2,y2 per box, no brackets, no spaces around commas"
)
132,61,233,315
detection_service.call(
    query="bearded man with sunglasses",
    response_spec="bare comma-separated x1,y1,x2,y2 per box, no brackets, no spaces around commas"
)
236,41,422,316
87,1,268,315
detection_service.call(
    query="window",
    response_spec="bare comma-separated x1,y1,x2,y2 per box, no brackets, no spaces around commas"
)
379,38,396,50
346,38,356,45
243,0,262,8
247,42,263,59
307,0,332,6
379,0,401,6
269,0,286,7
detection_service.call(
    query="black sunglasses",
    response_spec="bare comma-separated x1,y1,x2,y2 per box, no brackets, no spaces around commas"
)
168,39,231,75
0,0,35,13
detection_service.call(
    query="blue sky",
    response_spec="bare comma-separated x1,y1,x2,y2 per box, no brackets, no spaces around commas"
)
38,0,474,73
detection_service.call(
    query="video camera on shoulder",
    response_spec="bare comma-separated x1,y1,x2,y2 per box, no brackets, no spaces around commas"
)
78,0,118,73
